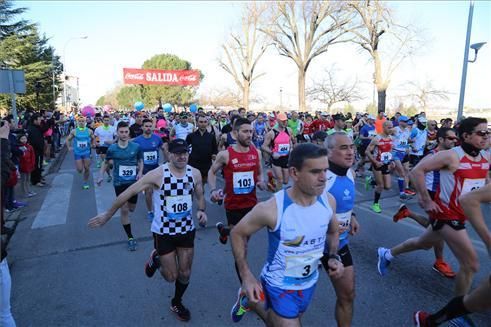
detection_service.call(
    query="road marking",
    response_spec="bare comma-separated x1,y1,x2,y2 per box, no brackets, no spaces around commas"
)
32,173,73,229
356,203,487,253
93,172,119,216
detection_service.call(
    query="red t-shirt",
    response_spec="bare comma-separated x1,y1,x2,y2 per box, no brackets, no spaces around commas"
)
312,119,332,132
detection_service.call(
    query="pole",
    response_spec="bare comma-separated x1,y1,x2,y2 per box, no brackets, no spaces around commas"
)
457,1,474,121
8,70,18,124
280,87,283,108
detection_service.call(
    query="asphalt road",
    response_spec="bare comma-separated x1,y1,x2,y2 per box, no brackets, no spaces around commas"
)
7,151,491,327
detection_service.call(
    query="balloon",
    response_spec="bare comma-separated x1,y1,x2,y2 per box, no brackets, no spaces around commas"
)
81,105,95,117
103,104,112,112
189,103,198,113
134,101,144,111
163,103,172,113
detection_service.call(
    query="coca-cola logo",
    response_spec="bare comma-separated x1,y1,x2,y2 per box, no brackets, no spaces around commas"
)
125,72,144,80
179,74,198,82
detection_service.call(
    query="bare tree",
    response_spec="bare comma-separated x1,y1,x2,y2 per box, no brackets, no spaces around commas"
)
307,67,361,110
347,0,420,112
404,80,451,110
261,1,353,111
219,3,270,109
199,87,241,109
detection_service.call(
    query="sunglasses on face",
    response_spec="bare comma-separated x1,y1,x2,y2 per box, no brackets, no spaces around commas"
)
473,130,490,137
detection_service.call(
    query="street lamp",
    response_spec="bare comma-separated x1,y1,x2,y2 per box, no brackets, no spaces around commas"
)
457,1,486,121
63,36,88,112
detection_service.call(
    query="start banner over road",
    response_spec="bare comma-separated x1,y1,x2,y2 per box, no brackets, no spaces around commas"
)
123,68,200,86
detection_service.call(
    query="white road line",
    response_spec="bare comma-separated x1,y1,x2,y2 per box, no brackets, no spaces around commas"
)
32,173,73,229
356,203,487,253
93,172,119,216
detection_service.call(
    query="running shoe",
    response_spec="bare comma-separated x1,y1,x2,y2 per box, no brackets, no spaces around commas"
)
400,193,409,201
393,204,410,222
405,189,416,196
377,247,391,276
82,183,90,190
371,203,382,213
170,300,191,322
216,222,228,244
413,311,429,327
144,249,160,278
27,191,37,197
447,315,476,327
433,260,456,278
128,238,137,251
230,288,250,323
267,170,276,192
147,211,154,222
13,201,27,208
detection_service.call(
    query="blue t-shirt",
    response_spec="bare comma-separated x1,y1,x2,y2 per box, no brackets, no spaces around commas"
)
360,124,376,146
106,142,142,186
133,134,163,169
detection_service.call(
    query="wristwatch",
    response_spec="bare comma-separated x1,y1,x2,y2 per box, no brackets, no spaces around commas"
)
328,254,342,263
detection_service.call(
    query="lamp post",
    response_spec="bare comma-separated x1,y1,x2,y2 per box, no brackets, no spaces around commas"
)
63,36,87,113
457,1,486,121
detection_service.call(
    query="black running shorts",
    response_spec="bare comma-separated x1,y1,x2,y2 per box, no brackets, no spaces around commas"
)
374,163,391,175
114,184,138,204
321,244,353,269
430,219,465,231
96,146,108,155
225,207,254,226
271,155,289,169
153,230,196,256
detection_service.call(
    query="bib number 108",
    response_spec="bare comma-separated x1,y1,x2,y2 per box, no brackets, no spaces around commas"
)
172,203,188,213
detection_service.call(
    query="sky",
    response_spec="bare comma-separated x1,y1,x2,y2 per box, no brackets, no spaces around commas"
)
18,1,491,112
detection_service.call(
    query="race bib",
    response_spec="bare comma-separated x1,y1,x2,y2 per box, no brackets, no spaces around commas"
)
143,151,158,165
277,143,290,156
118,165,137,181
461,178,485,196
368,130,376,137
165,194,192,220
233,171,255,194
284,250,323,283
381,152,392,164
398,140,408,147
77,140,88,149
337,211,352,236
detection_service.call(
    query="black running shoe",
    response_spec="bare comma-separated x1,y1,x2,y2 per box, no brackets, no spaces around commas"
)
170,300,191,321
216,222,228,245
144,249,160,278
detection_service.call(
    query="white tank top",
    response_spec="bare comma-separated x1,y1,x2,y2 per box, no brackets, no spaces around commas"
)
260,189,333,290
174,123,194,140
151,164,195,235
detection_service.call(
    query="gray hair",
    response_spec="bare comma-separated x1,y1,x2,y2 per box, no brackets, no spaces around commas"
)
324,132,349,150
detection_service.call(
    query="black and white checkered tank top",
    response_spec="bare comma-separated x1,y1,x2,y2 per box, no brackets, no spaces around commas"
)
151,164,195,236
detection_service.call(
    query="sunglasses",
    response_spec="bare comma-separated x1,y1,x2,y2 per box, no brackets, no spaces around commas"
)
445,136,458,141
473,130,490,137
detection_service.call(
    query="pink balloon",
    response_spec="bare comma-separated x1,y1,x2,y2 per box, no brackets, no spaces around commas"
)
156,119,167,129
103,105,112,112
81,105,95,117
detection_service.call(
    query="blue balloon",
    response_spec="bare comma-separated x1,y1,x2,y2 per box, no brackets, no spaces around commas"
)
163,103,172,113
134,101,144,111
189,103,198,113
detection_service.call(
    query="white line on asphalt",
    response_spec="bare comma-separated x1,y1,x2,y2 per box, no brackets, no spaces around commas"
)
32,173,73,229
93,172,119,216
356,203,487,254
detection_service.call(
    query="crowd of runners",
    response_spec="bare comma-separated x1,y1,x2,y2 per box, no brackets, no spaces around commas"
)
3,105,488,326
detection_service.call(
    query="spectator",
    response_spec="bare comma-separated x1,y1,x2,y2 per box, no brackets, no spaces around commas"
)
18,134,36,197
27,114,47,187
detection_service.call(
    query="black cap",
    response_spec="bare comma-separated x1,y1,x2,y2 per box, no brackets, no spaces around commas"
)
312,131,327,141
168,139,188,153
333,114,345,121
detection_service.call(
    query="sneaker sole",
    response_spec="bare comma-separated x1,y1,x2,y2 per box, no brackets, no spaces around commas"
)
145,250,158,278
169,306,190,322
230,288,244,323
413,311,422,327
377,248,386,276
432,266,456,279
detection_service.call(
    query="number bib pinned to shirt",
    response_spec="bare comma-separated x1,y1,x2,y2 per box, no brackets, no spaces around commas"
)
381,152,392,164
277,144,290,156
284,250,323,285
165,194,192,220
337,211,352,236
233,171,255,194
77,140,88,150
118,165,137,181
461,178,485,196
143,151,158,165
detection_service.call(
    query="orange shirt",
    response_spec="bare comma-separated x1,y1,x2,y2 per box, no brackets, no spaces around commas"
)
375,117,386,134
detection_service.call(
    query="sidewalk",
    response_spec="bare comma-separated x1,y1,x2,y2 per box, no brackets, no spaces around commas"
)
2,140,68,246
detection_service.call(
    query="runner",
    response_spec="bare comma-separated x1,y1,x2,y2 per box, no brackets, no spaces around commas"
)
94,115,116,177
129,112,144,138
89,139,207,322
413,183,491,327
262,113,294,191
219,115,239,150
365,121,395,213
287,111,303,144
208,117,266,281
409,116,428,168
66,115,95,190
377,117,489,297
133,118,165,222
170,113,194,141
354,115,376,177
229,143,343,325
392,115,415,200
300,114,314,143
327,114,346,135
95,121,143,251
393,127,458,278
322,132,359,326
252,113,268,149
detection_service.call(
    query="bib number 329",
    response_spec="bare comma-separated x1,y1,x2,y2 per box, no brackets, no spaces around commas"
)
119,165,137,181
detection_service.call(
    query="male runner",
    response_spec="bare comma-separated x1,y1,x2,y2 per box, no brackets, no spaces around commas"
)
413,183,491,326
409,116,428,167
170,113,194,140
66,115,95,190
377,117,489,296
365,121,395,213
229,143,343,325
208,118,266,280
392,115,415,200
94,115,116,175
323,133,360,326
262,113,294,190
133,118,165,221
355,115,376,177
96,121,143,251
327,114,346,135
89,139,207,322
393,127,458,278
